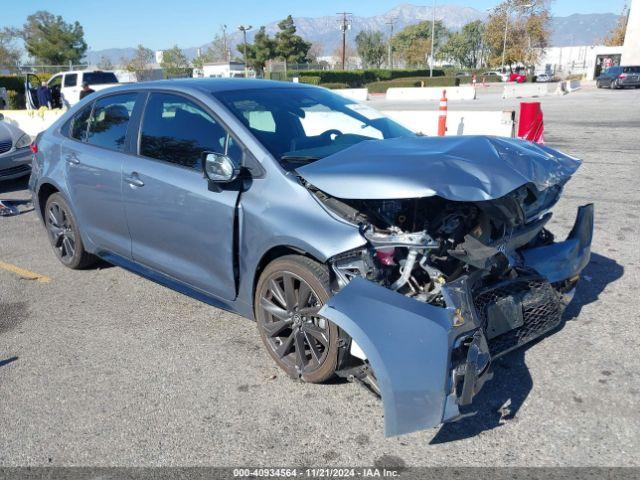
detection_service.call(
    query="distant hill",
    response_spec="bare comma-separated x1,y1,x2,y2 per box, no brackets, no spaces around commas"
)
549,13,619,46
82,4,620,65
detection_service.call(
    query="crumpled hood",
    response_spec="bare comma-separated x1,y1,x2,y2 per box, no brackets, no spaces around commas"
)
296,136,581,201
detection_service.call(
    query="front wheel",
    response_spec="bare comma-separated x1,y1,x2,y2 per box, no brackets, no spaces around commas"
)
254,255,340,383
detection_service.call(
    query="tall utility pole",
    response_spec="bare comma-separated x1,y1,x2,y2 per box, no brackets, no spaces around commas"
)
385,18,396,69
221,24,229,62
429,0,436,77
337,12,352,70
238,25,252,77
500,3,532,71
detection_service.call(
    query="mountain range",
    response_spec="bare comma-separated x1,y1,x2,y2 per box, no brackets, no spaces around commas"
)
83,3,620,65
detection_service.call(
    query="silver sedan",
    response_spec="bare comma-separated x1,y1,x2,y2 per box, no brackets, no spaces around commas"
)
0,116,32,181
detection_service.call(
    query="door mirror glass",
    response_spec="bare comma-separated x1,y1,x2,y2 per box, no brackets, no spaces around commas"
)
203,152,239,183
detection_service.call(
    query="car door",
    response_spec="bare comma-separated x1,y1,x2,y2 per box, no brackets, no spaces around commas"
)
123,91,242,300
61,73,79,107
25,73,41,109
63,92,142,257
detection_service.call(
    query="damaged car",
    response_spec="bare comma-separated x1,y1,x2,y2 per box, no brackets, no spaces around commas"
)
29,79,593,437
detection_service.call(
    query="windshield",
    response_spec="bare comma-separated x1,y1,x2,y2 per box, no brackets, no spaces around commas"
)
213,87,414,169
83,71,118,85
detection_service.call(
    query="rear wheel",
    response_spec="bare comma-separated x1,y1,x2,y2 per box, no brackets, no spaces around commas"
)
254,255,339,383
44,193,96,269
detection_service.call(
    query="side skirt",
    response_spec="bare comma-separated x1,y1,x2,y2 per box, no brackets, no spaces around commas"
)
98,251,241,315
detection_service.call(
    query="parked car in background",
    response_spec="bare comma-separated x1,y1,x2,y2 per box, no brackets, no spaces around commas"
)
509,71,527,83
0,115,32,181
535,73,553,82
481,71,506,82
596,66,640,89
25,70,120,109
29,79,593,437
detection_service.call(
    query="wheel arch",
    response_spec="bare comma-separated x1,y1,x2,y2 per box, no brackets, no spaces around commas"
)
251,245,326,315
36,181,61,221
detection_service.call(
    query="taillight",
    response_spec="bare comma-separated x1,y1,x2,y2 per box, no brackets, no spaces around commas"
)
619,73,627,79
30,143,38,154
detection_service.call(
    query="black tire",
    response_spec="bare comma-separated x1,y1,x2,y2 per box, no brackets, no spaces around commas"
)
44,193,97,269
254,255,339,383
596,80,602,88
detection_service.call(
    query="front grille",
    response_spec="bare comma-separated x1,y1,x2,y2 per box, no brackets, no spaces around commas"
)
473,277,563,356
0,164,30,177
0,139,12,154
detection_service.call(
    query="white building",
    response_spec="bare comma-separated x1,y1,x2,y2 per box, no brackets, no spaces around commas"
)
534,45,624,80
193,61,255,78
622,0,640,65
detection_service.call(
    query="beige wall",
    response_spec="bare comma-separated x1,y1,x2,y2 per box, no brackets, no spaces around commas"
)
622,0,640,65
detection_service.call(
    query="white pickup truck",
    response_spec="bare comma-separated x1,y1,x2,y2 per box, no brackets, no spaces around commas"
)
25,70,120,109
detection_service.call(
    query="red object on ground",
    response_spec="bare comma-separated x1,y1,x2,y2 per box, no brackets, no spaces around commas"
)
518,102,544,143
438,89,447,136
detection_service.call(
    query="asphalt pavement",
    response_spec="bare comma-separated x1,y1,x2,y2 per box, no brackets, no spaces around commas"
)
1,86,639,467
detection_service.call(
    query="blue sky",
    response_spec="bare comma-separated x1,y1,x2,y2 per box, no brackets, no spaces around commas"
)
5,0,626,50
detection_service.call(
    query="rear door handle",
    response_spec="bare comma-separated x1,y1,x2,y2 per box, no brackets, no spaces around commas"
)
124,172,145,187
64,152,80,165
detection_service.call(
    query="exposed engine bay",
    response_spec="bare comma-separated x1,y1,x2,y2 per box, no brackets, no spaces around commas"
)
310,182,564,308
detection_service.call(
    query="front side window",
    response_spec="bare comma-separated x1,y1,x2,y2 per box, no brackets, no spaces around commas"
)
64,74,77,87
140,93,239,169
86,93,137,152
69,104,92,141
49,75,63,89
213,87,413,169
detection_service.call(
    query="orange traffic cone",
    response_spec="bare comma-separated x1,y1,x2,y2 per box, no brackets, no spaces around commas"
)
438,90,447,136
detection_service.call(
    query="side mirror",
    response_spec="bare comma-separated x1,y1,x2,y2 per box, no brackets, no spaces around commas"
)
202,151,240,183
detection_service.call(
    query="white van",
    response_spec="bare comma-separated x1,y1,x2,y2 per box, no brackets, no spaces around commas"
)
25,70,120,109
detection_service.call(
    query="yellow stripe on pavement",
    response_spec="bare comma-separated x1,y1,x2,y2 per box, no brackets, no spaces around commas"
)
0,261,51,283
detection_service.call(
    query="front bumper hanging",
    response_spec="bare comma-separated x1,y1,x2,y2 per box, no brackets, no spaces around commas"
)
320,204,594,437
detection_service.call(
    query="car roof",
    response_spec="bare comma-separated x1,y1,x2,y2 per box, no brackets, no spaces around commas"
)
116,78,314,94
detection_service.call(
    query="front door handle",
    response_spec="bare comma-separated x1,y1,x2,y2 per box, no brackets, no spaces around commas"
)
124,172,145,188
64,152,80,165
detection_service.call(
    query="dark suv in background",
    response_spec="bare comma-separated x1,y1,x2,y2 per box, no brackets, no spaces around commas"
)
596,66,640,89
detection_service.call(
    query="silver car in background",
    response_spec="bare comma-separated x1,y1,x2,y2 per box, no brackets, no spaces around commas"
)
28,79,593,437
0,116,32,181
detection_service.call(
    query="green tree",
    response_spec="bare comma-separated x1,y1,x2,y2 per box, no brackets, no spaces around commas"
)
160,45,190,78
355,30,386,68
439,20,486,68
239,27,276,76
0,28,22,70
391,20,449,68
124,44,154,81
22,11,87,65
484,0,551,69
274,15,311,74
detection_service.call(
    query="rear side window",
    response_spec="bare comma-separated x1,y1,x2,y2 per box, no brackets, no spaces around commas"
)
140,93,237,168
69,104,92,141
83,72,118,85
64,74,77,87
86,93,137,152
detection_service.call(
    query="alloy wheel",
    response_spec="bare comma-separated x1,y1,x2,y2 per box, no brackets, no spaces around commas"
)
46,201,76,262
258,271,330,375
